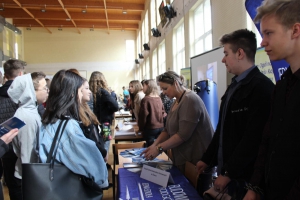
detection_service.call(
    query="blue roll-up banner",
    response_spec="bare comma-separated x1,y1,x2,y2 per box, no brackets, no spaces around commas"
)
245,0,289,81
194,80,219,131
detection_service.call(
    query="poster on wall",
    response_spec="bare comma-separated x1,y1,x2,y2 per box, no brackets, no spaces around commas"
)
255,47,275,84
159,1,168,28
180,67,191,89
190,47,227,107
246,0,289,81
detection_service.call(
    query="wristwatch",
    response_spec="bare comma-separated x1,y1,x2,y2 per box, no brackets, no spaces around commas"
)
156,144,164,154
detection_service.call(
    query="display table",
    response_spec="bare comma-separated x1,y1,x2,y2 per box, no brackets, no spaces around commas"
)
114,120,144,144
115,110,132,118
117,167,202,200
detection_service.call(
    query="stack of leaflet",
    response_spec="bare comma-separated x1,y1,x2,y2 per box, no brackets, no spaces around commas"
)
121,148,173,171
115,110,131,115
114,122,136,136
124,121,137,126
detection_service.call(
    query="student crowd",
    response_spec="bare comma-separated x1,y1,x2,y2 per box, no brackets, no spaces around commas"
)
0,1,300,199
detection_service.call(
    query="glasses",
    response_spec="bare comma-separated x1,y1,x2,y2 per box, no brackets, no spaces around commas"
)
36,87,49,93
158,74,174,82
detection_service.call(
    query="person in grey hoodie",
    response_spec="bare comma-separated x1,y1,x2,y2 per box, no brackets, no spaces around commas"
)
7,72,48,197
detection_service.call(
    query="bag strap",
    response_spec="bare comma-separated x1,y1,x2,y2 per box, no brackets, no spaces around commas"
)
46,119,68,163
46,118,70,181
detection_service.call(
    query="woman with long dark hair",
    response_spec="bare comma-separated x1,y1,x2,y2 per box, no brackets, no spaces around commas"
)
78,78,107,162
39,70,108,188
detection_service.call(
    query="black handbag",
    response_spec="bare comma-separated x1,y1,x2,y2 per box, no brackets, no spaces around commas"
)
22,119,103,200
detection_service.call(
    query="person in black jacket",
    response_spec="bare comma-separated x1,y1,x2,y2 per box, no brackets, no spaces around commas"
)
0,129,19,200
0,59,25,200
196,29,274,195
244,1,300,199
89,71,118,152
89,71,118,124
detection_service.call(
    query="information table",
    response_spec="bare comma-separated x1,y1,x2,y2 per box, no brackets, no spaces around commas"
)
117,167,202,200
114,121,143,144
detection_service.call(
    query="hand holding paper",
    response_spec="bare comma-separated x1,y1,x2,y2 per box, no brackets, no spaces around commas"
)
0,128,18,144
0,117,26,136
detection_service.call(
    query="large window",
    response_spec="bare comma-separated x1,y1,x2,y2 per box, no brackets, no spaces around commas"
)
152,49,158,78
151,0,157,28
189,0,212,57
126,40,135,62
173,22,185,73
145,57,150,79
142,11,149,45
140,62,144,81
135,65,140,80
137,31,141,56
158,40,166,74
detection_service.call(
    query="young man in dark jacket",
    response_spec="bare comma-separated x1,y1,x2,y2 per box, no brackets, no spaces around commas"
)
244,1,300,199
196,29,274,194
0,59,25,200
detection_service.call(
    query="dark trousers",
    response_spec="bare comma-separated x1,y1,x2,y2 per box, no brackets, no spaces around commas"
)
2,150,22,200
143,128,163,147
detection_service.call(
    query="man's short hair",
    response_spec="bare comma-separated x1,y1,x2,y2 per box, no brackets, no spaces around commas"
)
31,72,46,90
219,29,257,63
255,0,300,29
3,59,25,79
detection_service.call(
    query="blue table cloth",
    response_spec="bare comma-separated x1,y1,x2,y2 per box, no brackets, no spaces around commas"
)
118,166,202,200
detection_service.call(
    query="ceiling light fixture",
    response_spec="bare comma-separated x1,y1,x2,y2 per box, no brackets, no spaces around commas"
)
66,19,71,21
90,25,94,31
82,5,87,13
26,24,31,30
58,25,63,31
0,3,5,11
41,4,46,12
122,10,127,14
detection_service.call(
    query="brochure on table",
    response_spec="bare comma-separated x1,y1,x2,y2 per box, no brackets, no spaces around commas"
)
114,122,136,136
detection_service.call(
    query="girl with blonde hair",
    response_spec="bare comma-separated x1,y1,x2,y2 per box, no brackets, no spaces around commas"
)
128,80,145,122
138,79,164,146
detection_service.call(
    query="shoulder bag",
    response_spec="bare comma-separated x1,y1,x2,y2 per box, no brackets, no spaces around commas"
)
22,119,103,200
